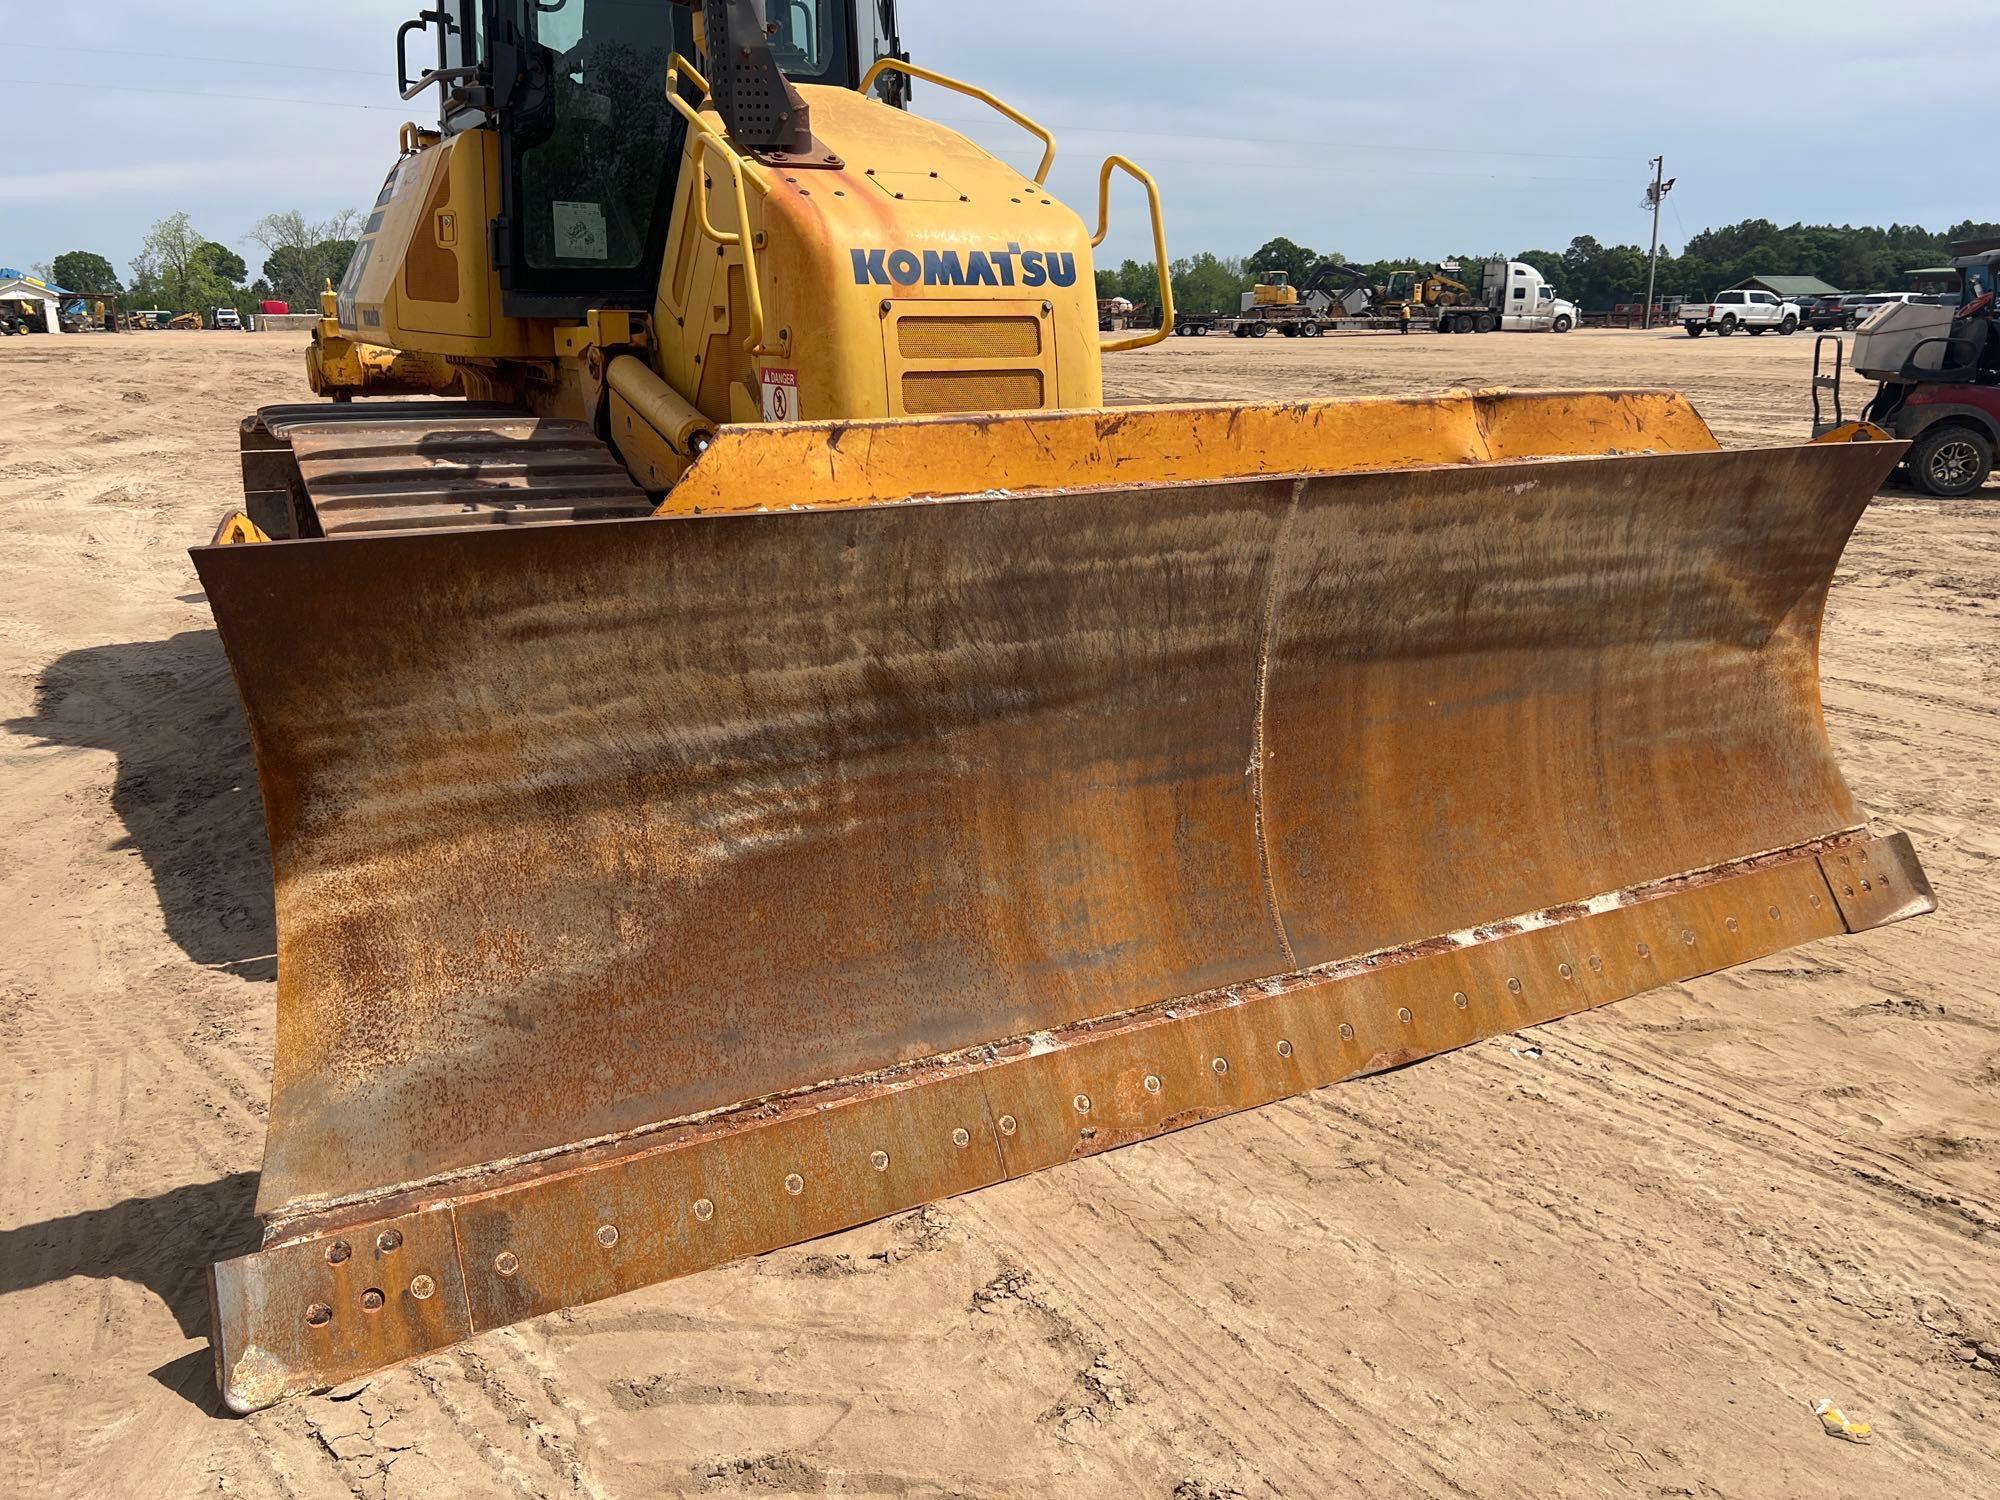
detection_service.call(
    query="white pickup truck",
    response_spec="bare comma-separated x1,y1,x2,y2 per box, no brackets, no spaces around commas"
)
1680,289,1802,337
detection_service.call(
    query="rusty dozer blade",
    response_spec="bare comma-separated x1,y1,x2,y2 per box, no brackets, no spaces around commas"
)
194,391,1933,1411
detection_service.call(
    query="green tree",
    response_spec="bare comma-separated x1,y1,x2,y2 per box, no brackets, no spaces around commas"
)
1246,236,1317,287
1113,257,1160,308
251,210,363,305
1170,252,1251,314
200,241,248,284
50,251,121,294
312,239,359,295
129,212,241,313
1514,249,1565,290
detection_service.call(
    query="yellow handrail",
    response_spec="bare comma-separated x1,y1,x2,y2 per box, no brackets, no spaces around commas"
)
859,57,1057,185
1092,155,1174,353
664,53,771,191
663,52,775,357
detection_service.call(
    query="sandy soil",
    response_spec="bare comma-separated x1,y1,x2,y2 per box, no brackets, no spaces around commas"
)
1,327,1996,1499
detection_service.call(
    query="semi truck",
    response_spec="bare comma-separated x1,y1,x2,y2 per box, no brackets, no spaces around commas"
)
1180,260,1577,337
1442,260,1579,333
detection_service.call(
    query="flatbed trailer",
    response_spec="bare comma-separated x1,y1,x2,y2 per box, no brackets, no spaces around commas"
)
1176,309,1430,337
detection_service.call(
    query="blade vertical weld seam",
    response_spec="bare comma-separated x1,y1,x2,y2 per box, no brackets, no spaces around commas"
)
1250,482,1300,969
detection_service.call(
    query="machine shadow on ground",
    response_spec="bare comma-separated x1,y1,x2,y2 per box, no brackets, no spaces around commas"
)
0,1174,261,1342
6,628,275,979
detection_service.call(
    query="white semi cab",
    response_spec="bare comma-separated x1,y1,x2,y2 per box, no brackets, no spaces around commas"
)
1481,260,1579,332
1429,261,1578,333
1679,289,1801,337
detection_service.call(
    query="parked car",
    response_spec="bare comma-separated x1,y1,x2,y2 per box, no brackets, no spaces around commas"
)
1835,292,1927,330
1801,294,1850,331
1679,289,1802,337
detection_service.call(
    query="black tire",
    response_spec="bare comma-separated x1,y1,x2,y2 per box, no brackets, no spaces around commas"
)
1779,316,1798,335
1907,424,1994,498
1453,313,1475,334
1553,314,1573,333
1234,325,1251,338
1250,323,1270,338
1748,326,1766,336
1478,313,1498,333
1844,316,1859,331
1685,324,1704,337
1280,324,1299,338
1717,316,1737,336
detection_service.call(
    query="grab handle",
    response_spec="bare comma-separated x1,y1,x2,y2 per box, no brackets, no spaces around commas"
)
859,57,1057,184
1092,156,1173,353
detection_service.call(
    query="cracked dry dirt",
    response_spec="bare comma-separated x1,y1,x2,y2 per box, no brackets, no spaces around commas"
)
1,328,1996,1498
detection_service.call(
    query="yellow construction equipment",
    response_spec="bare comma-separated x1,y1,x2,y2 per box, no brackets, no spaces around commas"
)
1248,269,1301,307
1380,264,1474,316
196,0,1933,1411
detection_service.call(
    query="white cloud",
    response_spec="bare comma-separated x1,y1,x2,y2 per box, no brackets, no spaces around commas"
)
2,0,1976,273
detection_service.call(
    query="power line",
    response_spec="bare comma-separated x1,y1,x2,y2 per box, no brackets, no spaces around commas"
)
0,77,397,112
17,40,378,76
932,112,1639,166
4,73,1626,183
17,38,1641,169
1049,150,1621,186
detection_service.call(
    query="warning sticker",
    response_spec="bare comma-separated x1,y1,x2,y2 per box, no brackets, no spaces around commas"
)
551,200,608,261
760,367,800,422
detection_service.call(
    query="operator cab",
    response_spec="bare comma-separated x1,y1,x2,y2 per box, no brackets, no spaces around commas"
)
394,0,905,315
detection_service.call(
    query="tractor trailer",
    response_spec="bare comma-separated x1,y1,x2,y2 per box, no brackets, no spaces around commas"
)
1183,259,1577,336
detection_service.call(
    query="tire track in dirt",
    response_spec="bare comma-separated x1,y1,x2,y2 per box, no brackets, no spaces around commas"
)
5,330,1997,1499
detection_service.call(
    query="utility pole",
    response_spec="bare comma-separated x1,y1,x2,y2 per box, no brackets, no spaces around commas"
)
1642,157,1675,329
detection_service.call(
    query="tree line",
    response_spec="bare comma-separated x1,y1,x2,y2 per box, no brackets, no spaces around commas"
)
1102,218,2000,314
36,210,361,317
42,209,1998,320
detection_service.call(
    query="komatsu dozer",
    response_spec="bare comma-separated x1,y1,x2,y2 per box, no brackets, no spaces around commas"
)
197,0,1934,1411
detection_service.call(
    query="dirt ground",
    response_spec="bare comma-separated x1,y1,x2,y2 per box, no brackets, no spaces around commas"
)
2,327,1995,1500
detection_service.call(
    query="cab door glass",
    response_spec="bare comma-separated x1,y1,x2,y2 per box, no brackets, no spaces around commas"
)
770,0,830,73
519,0,679,272
443,0,482,70
854,0,904,100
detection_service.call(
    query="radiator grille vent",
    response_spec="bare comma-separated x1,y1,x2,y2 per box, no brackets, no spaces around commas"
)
902,370,1045,415
897,316,1044,360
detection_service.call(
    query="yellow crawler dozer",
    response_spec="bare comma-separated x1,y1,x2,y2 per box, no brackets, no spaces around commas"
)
197,0,1932,1411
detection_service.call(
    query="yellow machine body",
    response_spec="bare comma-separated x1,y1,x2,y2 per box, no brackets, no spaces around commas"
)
1250,271,1300,307
317,83,1106,481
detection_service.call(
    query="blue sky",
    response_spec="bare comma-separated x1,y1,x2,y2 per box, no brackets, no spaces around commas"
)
0,0,1975,282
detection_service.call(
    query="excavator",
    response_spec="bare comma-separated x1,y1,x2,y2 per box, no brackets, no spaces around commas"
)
1247,269,1302,307
197,0,1933,1411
